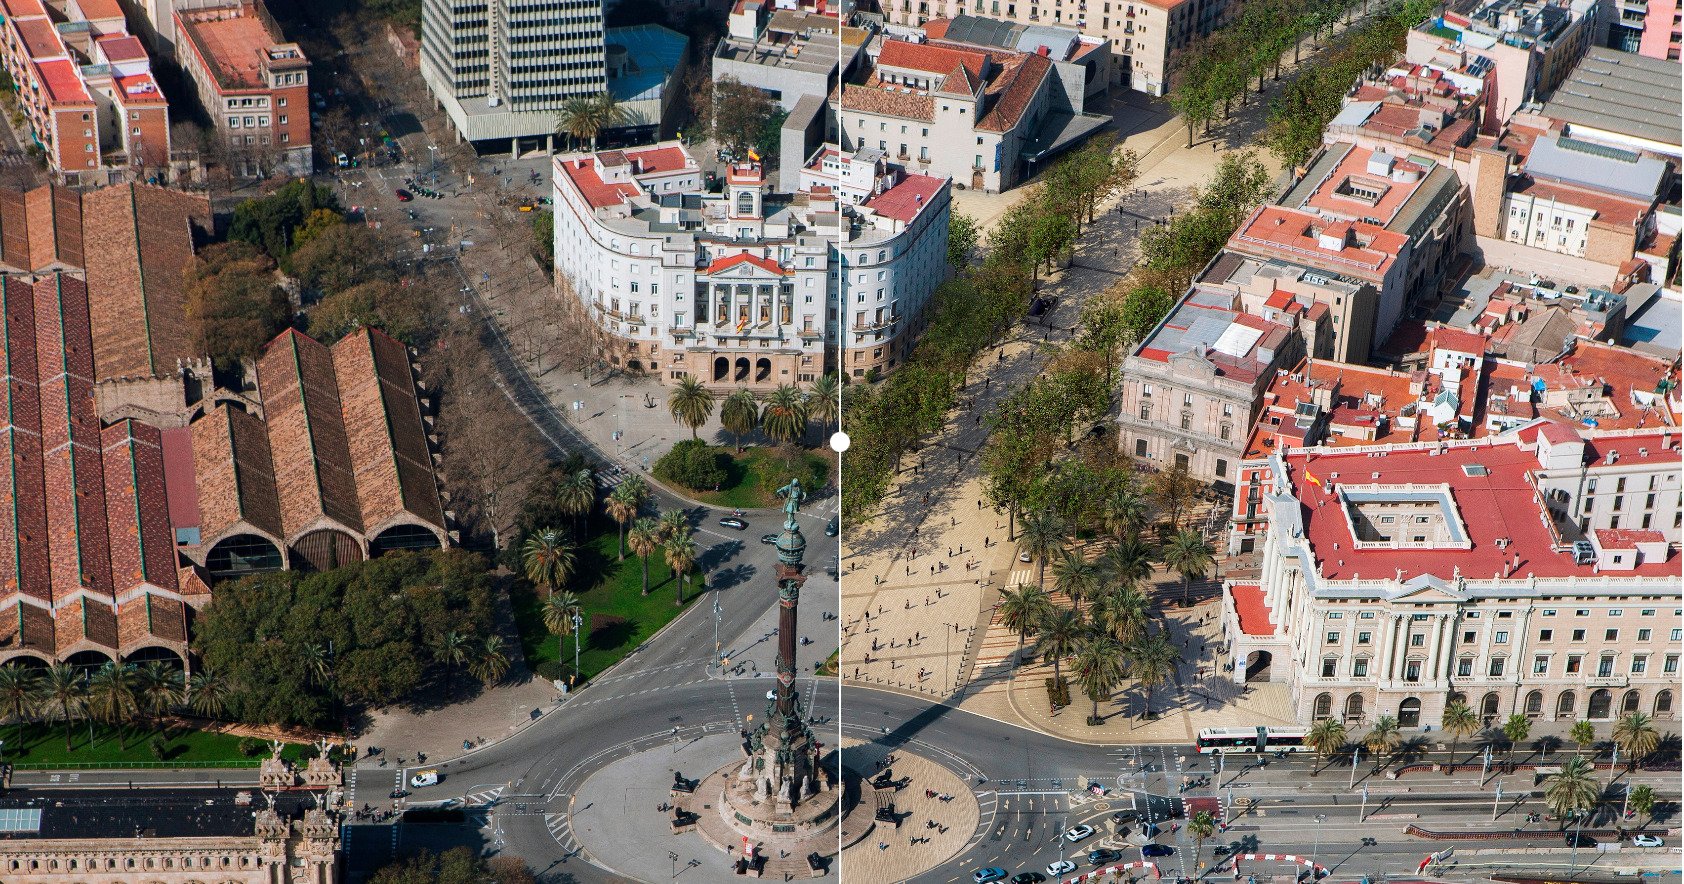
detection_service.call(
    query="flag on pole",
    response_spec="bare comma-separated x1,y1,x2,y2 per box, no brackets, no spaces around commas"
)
747,148,762,162
1305,469,1324,490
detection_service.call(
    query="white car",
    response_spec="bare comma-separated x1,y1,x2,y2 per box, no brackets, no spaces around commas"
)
1632,834,1663,848
1063,824,1094,842
1046,860,1077,876
409,770,439,788
1019,551,1032,562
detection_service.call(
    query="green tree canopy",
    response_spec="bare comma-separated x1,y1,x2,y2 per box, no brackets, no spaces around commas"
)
183,241,292,370
230,179,341,261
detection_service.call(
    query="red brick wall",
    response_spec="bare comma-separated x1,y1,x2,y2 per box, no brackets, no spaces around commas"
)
50,107,98,172
272,82,309,151
126,104,170,169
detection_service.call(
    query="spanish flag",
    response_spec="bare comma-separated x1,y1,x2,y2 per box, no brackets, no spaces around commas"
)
1305,469,1324,490
747,148,761,162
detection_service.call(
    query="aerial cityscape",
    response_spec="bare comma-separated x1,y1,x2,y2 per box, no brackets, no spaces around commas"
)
0,0,1671,881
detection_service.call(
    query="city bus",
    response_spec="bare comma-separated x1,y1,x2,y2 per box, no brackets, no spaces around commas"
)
1194,726,1312,754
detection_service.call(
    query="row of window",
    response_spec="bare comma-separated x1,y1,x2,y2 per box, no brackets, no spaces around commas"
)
1318,652,1681,680
1327,625,1681,646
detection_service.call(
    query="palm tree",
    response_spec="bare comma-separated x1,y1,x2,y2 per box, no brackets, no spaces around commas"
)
1501,714,1531,772
1307,718,1345,776
554,91,627,150
1627,784,1655,824
1101,485,1150,542
468,635,510,685
1364,715,1402,769
135,662,183,723
759,383,808,449
1100,535,1156,592
1187,810,1217,868
1569,720,1596,757
300,643,332,689
41,663,86,752
1127,633,1176,721
86,663,139,750
1073,632,1125,725
1037,608,1085,693
627,517,661,596
521,528,576,598
1543,757,1599,827
557,468,596,537
719,389,760,452
657,509,688,541
543,591,584,639
1612,712,1659,768
1161,529,1214,604
667,376,714,440
1441,701,1479,773
1153,464,1201,531
1016,511,1068,588
664,529,698,607
0,665,41,724
186,670,229,721
604,482,641,560
435,631,472,696
998,585,1054,666
1051,549,1102,604
1091,585,1151,645
805,374,840,442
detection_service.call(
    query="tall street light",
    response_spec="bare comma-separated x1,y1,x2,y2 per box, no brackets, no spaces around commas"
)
572,610,584,686
1310,814,1327,875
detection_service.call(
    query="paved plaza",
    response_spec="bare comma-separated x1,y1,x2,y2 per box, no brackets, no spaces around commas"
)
839,740,981,882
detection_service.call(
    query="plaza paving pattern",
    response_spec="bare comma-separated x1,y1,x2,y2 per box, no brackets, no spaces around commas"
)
839,739,982,882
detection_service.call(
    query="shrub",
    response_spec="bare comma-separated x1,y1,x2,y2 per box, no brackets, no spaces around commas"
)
534,660,568,683
238,736,266,757
653,439,728,491
1045,676,1071,708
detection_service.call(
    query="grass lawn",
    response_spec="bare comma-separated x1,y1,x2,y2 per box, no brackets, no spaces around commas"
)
511,530,702,684
691,446,834,510
0,721,307,768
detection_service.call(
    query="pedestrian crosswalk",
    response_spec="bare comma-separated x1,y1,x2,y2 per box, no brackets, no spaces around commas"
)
463,785,505,807
1008,569,1032,587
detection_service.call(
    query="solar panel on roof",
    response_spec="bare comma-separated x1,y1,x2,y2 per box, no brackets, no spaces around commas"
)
0,808,42,832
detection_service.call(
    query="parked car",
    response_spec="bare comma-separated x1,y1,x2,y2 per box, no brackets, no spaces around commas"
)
1011,874,1046,884
719,517,748,530
1046,860,1076,876
825,515,839,537
1141,844,1174,858
1632,834,1663,848
972,869,1008,883
1110,810,1137,826
1565,832,1596,848
1019,550,1032,562
1088,848,1122,865
395,189,413,202
1063,824,1094,842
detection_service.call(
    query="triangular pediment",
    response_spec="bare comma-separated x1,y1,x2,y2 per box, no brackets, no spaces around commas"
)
1390,573,1467,603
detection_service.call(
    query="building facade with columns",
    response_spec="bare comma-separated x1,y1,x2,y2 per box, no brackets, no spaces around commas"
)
1223,421,1682,730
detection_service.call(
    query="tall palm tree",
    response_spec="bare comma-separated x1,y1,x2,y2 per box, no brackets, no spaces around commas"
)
41,663,86,752
1543,757,1599,827
1016,511,1068,588
1307,718,1345,776
557,468,596,537
1161,529,1214,603
1612,712,1659,768
1127,632,1176,721
627,517,661,596
86,663,139,750
135,662,184,723
719,389,760,452
543,591,584,639
300,644,332,689
1100,535,1156,592
1101,485,1150,542
1187,810,1217,868
998,584,1054,666
664,529,698,607
1501,713,1531,772
1364,715,1402,769
1091,585,1151,645
0,665,41,724
805,374,840,442
521,528,576,598
1037,608,1085,692
554,91,628,151
468,635,510,685
1441,701,1479,772
1051,549,1102,604
435,631,472,696
759,383,808,449
1073,632,1125,725
657,509,688,541
667,376,714,440
187,670,229,721
1627,784,1655,824
604,482,641,560
1569,720,1596,757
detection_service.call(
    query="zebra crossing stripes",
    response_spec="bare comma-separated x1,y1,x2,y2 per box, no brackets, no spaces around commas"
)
1008,569,1032,587
463,785,506,807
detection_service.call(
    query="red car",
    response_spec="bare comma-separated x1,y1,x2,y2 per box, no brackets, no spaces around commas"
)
395,189,413,202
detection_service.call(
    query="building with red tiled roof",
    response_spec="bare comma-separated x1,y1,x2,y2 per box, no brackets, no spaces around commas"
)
175,1,310,178
0,0,171,180
1223,421,1680,729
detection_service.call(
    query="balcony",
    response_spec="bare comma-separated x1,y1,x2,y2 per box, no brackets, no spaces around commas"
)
851,316,899,332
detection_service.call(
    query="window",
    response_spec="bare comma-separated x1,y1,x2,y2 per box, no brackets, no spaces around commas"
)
1631,655,1647,675
1598,655,1615,678
1410,634,1425,647
1637,628,1651,641
1495,631,1509,644
1353,658,1368,677
1140,404,1151,420
1605,629,1619,642
1327,613,1344,620
1326,631,1340,645
1666,654,1679,675
1180,412,1191,430
1672,628,1682,642
1566,654,1582,674
1572,629,1586,641
1539,629,1553,641
1533,655,1549,675
1404,661,1421,682
1359,612,1375,619
1457,658,1473,677
1356,631,1371,645
1462,631,1476,644
279,115,287,124
1216,459,1228,478
1609,609,1623,617
1541,609,1556,617
1183,392,1193,407
1321,657,1337,677
1489,657,1506,677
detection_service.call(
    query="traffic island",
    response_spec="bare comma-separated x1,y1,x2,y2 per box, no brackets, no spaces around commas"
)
838,739,981,882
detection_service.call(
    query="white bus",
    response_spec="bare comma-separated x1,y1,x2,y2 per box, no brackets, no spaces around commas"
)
1194,726,1311,754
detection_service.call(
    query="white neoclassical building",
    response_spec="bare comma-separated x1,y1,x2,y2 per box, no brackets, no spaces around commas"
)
1224,421,1682,730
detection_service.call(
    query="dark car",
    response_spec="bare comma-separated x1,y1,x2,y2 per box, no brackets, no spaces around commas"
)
825,515,839,537
388,789,409,799
395,189,414,202
1141,844,1174,858
1110,810,1137,826
760,534,778,544
1028,295,1057,317
1011,874,1046,884
1088,848,1122,865
719,517,748,530
1565,832,1596,848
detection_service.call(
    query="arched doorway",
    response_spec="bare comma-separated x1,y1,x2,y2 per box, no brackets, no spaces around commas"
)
290,529,363,573
1556,691,1576,719
370,524,442,557
1344,693,1364,724
1655,690,1674,719
1313,693,1333,721
713,357,729,381
1398,697,1422,728
126,646,184,670
1524,690,1544,718
2,655,49,672
754,357,772,383
733,357,750,381
1480,692,1500,724
1588,689,1612,720
627,359,643,373
64,650,112,675
1244,650,1272,682
205,533,283,579
1620,690,1641,715
1448,691,1466,706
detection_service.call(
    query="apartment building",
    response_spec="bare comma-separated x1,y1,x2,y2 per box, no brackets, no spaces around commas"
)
1117,286,1305,490
0,0,171,181
553,141,952,386
923,15,1110,105
715,0,869,112
175,1,310,177
1635,0,1681,58
883,0,1236,96
1222,423,1681,729
1407,0,1599,125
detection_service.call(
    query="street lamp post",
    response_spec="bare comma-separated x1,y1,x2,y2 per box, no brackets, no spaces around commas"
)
713,592,722,663
1348,747,1361,789
1310,814,1327,874
1491,783,1503,822
572,611,584,685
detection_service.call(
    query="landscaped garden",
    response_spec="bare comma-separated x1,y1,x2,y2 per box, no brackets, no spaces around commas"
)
0,721,307,768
